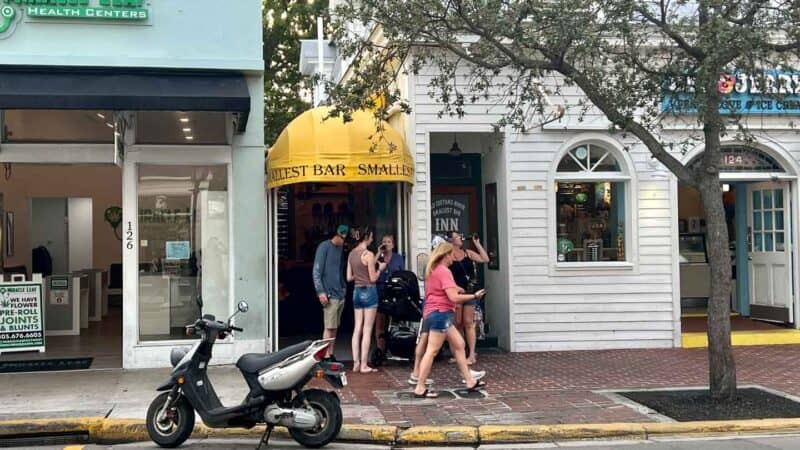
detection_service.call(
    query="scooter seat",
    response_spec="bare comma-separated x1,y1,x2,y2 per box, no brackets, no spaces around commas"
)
236,340,312,373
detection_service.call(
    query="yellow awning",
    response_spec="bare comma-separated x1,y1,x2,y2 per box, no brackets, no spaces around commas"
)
266,107,414,189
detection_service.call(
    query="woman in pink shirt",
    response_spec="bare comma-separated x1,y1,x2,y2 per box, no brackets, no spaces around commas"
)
413,242,486,398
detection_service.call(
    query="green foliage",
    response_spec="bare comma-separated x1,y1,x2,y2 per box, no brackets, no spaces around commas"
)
263,0,329,146
328,0,800,183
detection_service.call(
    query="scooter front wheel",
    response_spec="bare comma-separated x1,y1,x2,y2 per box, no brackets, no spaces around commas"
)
289,389,343,448
146,392,195,448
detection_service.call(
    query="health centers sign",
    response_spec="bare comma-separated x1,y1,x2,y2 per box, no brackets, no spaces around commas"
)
0,0,148,38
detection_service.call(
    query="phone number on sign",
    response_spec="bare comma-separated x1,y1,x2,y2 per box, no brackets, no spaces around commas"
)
0,332,42,340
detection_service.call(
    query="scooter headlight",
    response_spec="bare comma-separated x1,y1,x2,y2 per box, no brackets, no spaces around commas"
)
170,347,188,367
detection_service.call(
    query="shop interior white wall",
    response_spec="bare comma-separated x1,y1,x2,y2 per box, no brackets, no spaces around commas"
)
480,136,512,351
0,0,262,71
0,165,122,275
67,197,93,272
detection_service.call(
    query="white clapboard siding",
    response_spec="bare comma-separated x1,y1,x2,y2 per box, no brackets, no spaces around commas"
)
506,125,677,351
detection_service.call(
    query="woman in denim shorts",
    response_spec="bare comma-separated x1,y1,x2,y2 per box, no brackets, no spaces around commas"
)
412,242,486,398
347,228,387,373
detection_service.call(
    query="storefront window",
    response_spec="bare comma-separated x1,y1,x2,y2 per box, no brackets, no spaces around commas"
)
3,110,115,143
138,164,229,341
136,111,227,145
555,144,628,263
277,182,399,340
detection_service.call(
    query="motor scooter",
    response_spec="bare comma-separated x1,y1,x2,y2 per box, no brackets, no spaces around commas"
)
146,299,346,449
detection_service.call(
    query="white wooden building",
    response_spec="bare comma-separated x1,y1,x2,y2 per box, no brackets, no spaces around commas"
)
286,39,800,353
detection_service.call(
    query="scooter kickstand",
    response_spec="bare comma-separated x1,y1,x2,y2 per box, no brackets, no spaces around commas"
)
256,424,274,450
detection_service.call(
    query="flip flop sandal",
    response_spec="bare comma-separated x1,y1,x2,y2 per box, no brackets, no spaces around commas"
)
413,389,439,399
466,380,486,392
360,367,378,373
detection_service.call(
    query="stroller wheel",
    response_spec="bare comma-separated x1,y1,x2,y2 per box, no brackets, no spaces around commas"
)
370,347,385,367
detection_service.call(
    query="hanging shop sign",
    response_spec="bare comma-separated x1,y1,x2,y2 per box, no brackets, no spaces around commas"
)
431,194,469,236
0,282,44,354
0,0,148,38
663,71,800,115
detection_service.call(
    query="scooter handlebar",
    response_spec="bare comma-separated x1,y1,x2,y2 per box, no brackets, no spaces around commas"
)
230,325,243,332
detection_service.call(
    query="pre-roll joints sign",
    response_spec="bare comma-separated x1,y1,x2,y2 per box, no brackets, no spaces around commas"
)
0,283,44,353
1,0,149,38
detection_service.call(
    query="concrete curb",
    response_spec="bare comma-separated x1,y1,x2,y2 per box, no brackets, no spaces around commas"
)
3,417,800,445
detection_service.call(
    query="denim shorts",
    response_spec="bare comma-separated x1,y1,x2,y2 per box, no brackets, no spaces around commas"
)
353,286,379,309
421,311,455,333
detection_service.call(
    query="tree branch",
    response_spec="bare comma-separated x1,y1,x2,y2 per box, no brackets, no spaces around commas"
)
556,60,696,184
633,6,705,60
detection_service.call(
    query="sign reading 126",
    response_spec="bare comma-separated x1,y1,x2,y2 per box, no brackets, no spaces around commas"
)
1,0,148,37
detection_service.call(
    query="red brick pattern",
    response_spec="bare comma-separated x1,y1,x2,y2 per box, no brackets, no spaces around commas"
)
310,346,800,427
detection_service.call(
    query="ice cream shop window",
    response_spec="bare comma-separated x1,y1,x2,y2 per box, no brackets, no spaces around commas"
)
554,144,630,263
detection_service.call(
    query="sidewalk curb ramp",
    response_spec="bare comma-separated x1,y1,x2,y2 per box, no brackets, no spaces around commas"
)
3,417,800,445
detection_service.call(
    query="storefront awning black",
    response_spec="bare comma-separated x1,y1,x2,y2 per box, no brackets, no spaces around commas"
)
0,68,251,131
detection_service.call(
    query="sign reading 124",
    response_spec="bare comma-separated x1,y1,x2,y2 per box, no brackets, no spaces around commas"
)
1,0,148,36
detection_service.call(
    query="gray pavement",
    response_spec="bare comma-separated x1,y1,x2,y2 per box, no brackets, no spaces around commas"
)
6,434,800,449
0,366,251,421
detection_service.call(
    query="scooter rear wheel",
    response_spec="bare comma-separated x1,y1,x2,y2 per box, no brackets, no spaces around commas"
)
289,389,343,448
146,392,195,448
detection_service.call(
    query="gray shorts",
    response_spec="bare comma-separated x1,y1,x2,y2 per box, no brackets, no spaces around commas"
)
323,298,345,329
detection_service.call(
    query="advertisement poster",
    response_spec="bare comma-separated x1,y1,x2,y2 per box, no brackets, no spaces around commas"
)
431,194,470,236
166,241,191,260
0,283,44,353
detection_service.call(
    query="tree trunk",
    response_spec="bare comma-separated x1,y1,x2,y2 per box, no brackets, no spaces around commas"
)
698,173,737,400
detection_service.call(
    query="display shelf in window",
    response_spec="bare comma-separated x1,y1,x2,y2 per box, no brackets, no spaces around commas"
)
679,233,708,264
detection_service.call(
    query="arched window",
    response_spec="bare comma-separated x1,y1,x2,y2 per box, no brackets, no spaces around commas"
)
555,144,630,264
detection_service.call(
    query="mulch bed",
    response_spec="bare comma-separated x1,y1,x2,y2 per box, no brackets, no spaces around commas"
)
619,387,800,421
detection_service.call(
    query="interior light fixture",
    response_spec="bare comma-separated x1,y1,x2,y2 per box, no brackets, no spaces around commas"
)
448,133,462,157
105,122,114,128
96,113,106,119
722,184,731,192
179,117,190,123
182,128,192,133
185,136,194,140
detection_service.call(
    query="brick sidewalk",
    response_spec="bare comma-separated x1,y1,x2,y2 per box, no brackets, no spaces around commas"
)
2,345,799,427
318,345,800,427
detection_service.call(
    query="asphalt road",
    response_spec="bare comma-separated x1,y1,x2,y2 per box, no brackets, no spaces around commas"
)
8,434,800,449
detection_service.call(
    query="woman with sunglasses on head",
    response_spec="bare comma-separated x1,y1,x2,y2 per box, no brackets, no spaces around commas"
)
413,242,486,398
346,227,387,373
447,231,490,365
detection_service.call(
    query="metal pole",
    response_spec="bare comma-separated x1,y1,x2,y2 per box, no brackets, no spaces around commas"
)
316,16,324,106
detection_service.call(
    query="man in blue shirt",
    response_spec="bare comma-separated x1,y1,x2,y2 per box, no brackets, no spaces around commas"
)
313,224,348,360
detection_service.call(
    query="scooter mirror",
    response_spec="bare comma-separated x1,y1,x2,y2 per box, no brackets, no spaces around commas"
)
237,301,249,313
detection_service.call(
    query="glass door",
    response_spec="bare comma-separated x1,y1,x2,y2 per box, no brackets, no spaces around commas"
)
748,182,793,323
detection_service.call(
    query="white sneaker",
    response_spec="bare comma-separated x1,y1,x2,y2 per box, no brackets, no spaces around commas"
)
408,375,434,386
462,369,486,384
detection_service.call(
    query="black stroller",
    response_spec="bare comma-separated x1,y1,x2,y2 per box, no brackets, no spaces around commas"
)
369,270,423,366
